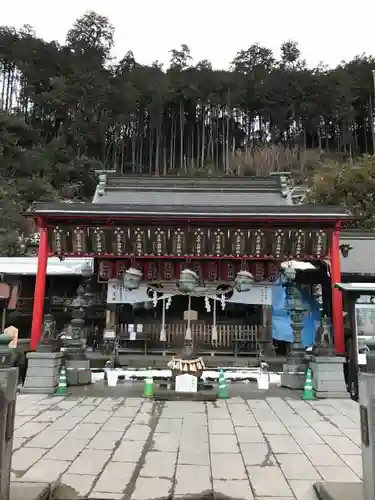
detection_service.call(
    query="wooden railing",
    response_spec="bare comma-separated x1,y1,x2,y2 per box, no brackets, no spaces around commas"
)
117,323,265,352
15,298,47,313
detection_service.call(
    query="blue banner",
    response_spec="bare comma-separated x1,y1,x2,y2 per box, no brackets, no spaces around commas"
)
271,276,294,343
271,278,320,347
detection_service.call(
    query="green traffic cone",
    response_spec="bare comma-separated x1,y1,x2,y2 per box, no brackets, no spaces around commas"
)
55,366,68,396
302,368,315,401
143,374,154,398
217,368,228,399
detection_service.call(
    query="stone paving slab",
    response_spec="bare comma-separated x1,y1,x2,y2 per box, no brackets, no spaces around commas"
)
10,394,363,499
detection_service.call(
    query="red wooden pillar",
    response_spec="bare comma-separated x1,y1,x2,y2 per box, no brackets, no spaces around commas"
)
330,227,345,355
30,218,49,350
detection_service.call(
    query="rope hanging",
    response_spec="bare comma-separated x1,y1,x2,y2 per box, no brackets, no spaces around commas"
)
212,297,218,341
147,283,232,300
185,295,192,340
159,298,166,341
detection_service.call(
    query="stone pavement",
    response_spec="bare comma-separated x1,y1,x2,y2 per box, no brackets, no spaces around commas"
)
11,395,362,500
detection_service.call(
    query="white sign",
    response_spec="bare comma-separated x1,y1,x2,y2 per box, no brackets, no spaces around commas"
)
107,280,272,306
128,324,136,341
103,329,116,340
355,303,375,365
175,373,198,393
358,352,367,366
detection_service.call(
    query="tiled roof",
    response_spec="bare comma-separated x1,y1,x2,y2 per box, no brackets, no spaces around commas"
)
26,202,351,219
92,174,293,207
24,174,352,221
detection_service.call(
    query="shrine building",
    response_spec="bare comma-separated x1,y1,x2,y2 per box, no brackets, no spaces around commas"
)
24,173,351,357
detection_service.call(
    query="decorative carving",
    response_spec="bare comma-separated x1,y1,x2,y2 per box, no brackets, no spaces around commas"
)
37,314,59,352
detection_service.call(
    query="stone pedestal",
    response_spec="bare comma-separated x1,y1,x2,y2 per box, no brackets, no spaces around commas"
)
21,352,63,394
309,355,349,398
314,482,363,500
0,368,18,500
10,482,55,500
358,373,375,500
280,355,308,389
65,359,91,386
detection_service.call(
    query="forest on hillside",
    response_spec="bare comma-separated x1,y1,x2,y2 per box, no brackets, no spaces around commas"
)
1,10,375,254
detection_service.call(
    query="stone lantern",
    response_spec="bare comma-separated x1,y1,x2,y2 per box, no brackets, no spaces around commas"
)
280,266,307,390
64,285,87,360
62,285,92,386
123,267,143,290
234,270,254,292
178,269,198,293
283,265,296,282
81,259,93,278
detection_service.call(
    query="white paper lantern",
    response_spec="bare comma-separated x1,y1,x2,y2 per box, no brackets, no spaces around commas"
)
234,270,254,292
122,267,143,290
178,269,198,293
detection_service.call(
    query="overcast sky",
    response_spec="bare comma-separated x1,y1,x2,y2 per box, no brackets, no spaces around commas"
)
2,0,374,70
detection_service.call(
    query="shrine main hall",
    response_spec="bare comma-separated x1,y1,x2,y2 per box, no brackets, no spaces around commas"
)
25,173,351,356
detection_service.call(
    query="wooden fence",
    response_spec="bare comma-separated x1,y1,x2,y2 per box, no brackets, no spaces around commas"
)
117,323,265,354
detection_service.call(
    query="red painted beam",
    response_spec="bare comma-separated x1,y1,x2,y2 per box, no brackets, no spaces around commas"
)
331,227,345,355
30,219,48,350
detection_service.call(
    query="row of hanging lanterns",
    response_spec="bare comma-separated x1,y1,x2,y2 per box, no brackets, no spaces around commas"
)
121,266,255,293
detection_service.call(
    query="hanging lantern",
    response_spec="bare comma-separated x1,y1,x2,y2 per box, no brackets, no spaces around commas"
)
234,270,254,292
178,269,198,293
122,267,143,290
284,265,296,282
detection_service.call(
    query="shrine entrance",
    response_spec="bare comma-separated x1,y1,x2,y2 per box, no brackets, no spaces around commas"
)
103,263,273,358
24,174,351,359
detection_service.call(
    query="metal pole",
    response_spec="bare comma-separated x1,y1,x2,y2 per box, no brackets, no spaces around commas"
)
359,373,375,500
0,368,18,500
372,70,375,155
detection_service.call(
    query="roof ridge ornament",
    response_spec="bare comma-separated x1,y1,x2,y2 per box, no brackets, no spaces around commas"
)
97,174,107,197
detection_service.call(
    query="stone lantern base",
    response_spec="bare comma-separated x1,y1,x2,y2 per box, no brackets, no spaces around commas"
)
281,359,307,390
307,354,349,398
280,353,308,390
21,351,63,394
